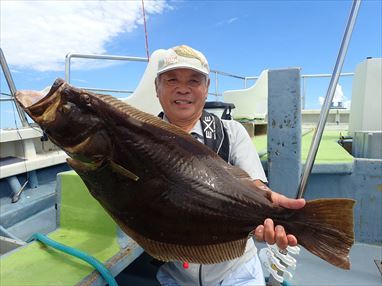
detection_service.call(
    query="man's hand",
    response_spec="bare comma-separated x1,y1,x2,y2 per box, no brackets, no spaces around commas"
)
253,181,306,249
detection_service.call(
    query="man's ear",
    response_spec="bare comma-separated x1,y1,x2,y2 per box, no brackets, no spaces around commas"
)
205,77,210,99
155,77,159,98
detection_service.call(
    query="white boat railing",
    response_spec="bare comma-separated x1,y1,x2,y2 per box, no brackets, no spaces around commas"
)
0,48,29,127
65,53,148,84
64,52,355,106
1,49,355,129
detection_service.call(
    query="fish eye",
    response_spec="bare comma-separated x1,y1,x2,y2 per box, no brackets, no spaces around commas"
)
60,103,71,114
59,102,75,114
82,93,91,104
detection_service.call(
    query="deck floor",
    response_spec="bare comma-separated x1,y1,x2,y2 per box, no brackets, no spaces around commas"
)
291,242,382,286
115,242,382,286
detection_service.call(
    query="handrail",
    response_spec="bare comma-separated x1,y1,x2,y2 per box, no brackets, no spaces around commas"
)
64,52,355,102
78,87,134,94
210,69,245,80
0,49,357,129
301,72,354,78
0,48,29,127
65,53,148,83
245,72,354,89
301,72,354,108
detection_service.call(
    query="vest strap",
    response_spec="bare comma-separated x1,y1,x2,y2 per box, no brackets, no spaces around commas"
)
200,110,229,162
158,111,230,162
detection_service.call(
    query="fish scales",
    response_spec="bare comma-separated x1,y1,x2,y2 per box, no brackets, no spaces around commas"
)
15,78,355,269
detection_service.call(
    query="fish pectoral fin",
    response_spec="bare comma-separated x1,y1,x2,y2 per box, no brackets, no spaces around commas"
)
67,158,139,182
67,158,104,172
109,160,139,182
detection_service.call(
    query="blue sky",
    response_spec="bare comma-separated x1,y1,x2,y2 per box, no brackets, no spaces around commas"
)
1,0,381,128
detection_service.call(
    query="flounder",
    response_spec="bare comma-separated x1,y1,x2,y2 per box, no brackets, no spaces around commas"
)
15,78,355,269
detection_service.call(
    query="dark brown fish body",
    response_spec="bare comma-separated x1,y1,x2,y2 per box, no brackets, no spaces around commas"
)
16,78,355,269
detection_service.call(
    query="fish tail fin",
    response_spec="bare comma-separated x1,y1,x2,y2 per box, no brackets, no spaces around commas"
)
286,198,355,269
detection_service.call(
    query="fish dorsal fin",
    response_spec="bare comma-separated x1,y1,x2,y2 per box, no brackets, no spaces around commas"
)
224,164,272,200
62,80,193,139
224,164,256,188
224,164,252,180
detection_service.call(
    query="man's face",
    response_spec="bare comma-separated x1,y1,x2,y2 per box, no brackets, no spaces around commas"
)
156,68,210,123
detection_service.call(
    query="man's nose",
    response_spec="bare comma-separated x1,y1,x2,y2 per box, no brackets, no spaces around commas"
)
175,82,191,92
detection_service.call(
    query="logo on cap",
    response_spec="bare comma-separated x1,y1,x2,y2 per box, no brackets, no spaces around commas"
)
163,55,179,67
173,45,207,67
157,45,209,75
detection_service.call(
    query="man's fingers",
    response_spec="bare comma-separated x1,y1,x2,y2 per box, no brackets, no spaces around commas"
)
271,192,306,209
286,234,298,246
254,225,264,241
275,225,288,250
282,198,306,209
264,218,275,244
253,222,299,249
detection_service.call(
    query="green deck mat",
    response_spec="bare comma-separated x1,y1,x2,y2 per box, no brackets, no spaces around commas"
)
0,171,120,286
253,129,353,163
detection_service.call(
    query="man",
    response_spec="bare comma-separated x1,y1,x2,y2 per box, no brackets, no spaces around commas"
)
155,45,305,286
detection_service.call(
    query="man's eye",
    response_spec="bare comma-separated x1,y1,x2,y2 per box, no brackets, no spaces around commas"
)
189,80,200,86
166,78,177,85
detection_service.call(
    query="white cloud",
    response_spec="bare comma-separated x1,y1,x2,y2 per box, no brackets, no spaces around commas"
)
318,96,324,106
227,17,239,24
216,17,239,26
318,84,350,108
333,84,344,104
343,100,351,109
1,1,167,72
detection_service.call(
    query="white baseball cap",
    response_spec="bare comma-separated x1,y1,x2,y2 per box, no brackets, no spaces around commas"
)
157,45,210,76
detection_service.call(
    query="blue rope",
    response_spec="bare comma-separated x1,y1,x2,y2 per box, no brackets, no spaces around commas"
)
28,233,118,286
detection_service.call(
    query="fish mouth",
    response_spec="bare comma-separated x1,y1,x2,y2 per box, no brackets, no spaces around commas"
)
15,78,65,124
15,90,48,109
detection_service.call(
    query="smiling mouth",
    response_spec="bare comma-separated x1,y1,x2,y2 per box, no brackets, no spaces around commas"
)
174,100,192,104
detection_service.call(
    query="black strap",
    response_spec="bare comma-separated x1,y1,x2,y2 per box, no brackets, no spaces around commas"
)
200,110,230,162
221,106,233,120
158,111,230,162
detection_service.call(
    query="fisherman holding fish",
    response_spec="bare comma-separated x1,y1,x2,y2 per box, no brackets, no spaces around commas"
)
15,44,355,286
155,45,306,286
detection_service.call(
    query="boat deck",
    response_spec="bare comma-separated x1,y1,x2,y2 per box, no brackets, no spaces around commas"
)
0,171,143,286
1,129,380,286
253,128,353,164
291,242,382,286
115,242,382,286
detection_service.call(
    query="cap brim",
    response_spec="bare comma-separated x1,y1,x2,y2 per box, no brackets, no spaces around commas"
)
157,63,209,76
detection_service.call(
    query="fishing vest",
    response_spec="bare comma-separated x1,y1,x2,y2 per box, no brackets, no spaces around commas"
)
158,110,230,162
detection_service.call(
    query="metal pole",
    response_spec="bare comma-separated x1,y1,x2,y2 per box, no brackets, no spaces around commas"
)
302,77,306,110
65,54,71,83
296,0,361,199
0,48,29,127
65,53,148,83
215,71,219,100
